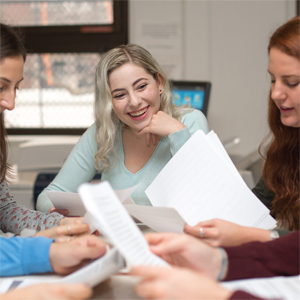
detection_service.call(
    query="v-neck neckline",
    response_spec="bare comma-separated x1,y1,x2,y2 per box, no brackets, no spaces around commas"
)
119,130,164,175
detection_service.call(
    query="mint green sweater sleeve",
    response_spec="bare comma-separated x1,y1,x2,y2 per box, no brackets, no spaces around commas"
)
36,125,98,212
37,109,209,210
169,109,209,154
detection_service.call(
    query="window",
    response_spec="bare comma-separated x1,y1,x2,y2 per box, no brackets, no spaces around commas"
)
1,0,128,135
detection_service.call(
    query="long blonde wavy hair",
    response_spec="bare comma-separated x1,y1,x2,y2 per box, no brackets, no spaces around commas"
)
94,44,190,172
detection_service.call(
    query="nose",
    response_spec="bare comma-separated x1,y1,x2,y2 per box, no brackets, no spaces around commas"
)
128,92,142,107
271,81,287,102
0,90,16,111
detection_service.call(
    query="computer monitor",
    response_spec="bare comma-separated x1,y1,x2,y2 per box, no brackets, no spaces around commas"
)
171,81,211,116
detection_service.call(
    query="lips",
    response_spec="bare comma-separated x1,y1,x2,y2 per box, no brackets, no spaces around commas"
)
128,106,149,118
280,106,294,112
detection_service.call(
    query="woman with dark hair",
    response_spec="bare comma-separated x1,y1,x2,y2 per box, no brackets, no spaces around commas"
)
184,16,300,246
0,23,89,237
0,24,26,184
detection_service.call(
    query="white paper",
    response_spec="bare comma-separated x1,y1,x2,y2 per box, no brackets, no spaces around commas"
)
125,204,186,233
0,279,23,293
61,247,125,286
146,130,276,229
222,275,300,300
206,131,245,183
15,248,125,290
82,211,100,234
78,181,168,267
47,185,138,217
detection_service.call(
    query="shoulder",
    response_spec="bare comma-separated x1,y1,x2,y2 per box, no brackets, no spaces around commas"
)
84,123,96,136
182,109,206,122
180,109,209,134
70,123,98,154
78,123,97,145
0,180,9,195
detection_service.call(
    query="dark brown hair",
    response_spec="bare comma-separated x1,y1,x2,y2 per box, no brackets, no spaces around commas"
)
260,16,300,230
0,23,26,182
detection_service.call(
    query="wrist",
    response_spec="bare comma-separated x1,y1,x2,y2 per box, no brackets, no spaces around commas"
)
209,247,227,280
241,227,272,243
216,248,228,281
49,242,59,274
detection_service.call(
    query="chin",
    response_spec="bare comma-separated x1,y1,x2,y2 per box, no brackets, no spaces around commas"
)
281,119,300,128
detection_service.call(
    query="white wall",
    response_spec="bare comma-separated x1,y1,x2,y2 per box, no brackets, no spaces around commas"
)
129,0,296,157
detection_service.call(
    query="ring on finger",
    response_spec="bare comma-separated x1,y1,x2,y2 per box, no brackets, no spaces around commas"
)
199,227,204,238
67,225,71,235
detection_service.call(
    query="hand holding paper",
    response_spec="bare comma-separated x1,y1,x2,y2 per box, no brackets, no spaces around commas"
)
78,181,168,267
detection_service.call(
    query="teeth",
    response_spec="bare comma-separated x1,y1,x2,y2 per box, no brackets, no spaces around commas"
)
129,107,147,117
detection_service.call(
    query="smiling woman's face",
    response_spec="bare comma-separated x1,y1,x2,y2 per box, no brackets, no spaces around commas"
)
109,63,163,133
268,47,300,128
0,55,24,113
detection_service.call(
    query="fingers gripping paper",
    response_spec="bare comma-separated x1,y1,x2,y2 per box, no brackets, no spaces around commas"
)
78,181,168,267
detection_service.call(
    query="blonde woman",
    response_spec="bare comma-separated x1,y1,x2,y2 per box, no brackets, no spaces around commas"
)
37,44,209,212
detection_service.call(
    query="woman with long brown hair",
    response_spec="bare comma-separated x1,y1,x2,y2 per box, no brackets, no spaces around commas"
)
184,16,300,246
0,23,88,237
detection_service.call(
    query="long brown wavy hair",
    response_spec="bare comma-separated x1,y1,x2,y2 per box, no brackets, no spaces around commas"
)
260,16,300,230
0,23,26,183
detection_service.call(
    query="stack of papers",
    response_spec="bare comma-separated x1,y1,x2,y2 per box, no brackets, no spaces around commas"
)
126,130,276,232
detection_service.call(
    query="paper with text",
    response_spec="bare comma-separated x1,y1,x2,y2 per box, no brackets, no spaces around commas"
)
78,181,168,267
146,130,276,229
61,247,125,286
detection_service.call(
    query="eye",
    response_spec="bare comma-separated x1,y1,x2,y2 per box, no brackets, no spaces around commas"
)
113,93,125,99
137,83,147,90
286,82,299,88
269,75,275,84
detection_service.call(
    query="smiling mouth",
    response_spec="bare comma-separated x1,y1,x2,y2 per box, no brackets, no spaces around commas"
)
128,106,148,117
280,106,294,111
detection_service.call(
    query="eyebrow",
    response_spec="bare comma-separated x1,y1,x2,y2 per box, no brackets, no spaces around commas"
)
0,77,24,84
111,77,148,94
267,71,300,78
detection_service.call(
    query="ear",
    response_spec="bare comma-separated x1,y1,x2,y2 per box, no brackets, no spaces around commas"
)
156,73,164,94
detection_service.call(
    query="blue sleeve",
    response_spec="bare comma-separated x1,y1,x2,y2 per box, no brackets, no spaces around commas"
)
0,237,54,276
